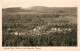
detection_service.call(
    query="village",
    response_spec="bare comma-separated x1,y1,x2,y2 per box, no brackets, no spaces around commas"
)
6,25,72,36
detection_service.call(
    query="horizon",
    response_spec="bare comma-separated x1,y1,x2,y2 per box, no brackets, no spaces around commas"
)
2,6,77,9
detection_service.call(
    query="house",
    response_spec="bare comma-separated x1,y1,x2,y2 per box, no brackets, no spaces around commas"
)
32,26,46,35
7,28,11,31
38,27,41,29
33,28,37,31
50,27,64,32
14,32,19,35
33,26,42,32
65,28,68,31
57,28,63,32
68,28,71,31
50,27,72,33
18,32,26,35
51,27,57,32
64,28,72,31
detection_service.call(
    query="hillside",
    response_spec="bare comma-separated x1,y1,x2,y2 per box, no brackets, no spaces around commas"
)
2,6,77,24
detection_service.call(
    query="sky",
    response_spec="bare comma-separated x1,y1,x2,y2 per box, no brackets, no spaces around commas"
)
1,0,78,8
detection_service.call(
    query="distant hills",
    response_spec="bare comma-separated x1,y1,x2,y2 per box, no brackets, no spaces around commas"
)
2,7,32,13
2,6,77,13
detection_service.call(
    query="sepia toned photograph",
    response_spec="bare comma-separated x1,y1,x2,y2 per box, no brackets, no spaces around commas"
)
2,3,77,47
